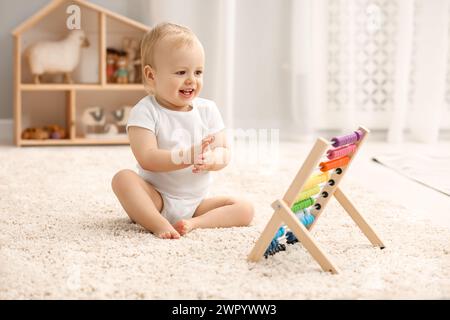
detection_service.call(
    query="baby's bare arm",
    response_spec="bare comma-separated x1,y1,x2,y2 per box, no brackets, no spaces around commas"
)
129,126,211,172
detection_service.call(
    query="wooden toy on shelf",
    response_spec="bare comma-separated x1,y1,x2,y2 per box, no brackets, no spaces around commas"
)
114,51,129,84
107,37,142,84
106,48,119,83
123,37,140,84
22,128,49,140
21,124,66,140
44,124,66,139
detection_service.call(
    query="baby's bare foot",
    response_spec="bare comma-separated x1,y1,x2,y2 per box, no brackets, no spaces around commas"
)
173,219,193,236
154,227,180,239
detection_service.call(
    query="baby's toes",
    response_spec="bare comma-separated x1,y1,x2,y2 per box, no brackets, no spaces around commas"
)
173,220,186,235
158,232,169,239
170,230,181,239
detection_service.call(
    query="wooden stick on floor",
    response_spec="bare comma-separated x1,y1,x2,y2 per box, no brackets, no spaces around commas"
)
247,212,284,262
275,199,340,274
334,187,385,248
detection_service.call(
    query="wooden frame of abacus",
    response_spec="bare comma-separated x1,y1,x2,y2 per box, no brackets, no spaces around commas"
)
248,126,385,274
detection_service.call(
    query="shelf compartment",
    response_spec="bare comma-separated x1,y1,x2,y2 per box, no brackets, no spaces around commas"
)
13,0,150,147
20,1,100,85
20,90,71,143
75,90,146,140
105,15,146,85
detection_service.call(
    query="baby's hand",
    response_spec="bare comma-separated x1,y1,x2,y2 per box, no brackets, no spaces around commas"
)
192,148,214,173
201,135,215,151
189,135,215,165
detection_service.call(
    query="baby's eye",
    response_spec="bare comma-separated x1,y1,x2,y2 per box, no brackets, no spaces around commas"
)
176,71,186,75
195,70,203,76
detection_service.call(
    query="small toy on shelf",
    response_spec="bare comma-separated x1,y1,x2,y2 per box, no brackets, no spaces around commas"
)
114,51,129,84
27,29,90,84
112,106,132,134
81,106,106,137
103,123,119,137
44,124,66,139
21,124,66,140
106,48,119,83
106,38,142,84
123,38,140,84
133,43,143,84
81,105,131,139
133,56,142,84
22,127,49,140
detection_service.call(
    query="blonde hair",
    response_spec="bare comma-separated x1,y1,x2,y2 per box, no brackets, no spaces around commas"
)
141,22,199,90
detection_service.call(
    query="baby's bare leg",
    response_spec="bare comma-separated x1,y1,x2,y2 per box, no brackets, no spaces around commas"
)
173,196,254,235
111,169,180,239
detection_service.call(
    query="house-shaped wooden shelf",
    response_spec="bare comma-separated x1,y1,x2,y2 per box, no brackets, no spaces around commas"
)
12,0,150,146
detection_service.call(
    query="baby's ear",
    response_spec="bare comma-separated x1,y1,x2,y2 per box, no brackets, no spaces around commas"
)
143,65,155,81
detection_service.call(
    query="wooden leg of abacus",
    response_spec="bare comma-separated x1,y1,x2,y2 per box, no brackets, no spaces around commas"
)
334,187,385,249
275,199,340,274
248,213,284,262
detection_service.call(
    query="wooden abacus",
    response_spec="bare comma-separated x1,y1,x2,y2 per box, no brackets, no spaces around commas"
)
248,126,385,274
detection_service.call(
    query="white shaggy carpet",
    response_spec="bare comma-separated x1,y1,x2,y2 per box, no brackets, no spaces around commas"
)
0,144,449,299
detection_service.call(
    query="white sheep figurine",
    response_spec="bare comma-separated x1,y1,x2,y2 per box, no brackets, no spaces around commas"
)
27,30,90,84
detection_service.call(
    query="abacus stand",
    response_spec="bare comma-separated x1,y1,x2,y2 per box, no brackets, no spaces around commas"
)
247,126,385,274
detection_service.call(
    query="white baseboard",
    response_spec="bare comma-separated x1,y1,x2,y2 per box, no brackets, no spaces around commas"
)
0,119,14,145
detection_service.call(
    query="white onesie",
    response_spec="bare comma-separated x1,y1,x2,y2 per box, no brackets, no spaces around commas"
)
126,95,225,223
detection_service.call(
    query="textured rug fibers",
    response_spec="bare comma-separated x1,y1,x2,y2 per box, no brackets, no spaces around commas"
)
0,144,449,299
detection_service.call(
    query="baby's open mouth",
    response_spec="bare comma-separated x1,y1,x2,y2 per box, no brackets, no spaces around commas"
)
179,89,194,98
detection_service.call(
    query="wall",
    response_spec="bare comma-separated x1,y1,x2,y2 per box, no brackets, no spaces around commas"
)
0,0,147,119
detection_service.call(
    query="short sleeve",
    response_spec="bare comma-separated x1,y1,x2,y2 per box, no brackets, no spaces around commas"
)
207,101,225,135
126,98,158,134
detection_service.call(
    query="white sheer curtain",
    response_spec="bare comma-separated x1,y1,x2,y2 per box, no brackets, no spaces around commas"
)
141,0,293,137
401,0,449,143
140,0,450,143
141,0,236,128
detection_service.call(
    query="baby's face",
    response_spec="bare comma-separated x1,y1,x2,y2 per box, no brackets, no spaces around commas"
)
151,38,205,110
